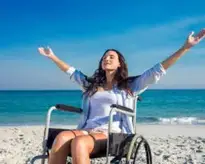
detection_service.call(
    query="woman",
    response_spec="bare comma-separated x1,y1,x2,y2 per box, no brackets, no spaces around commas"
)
38,29,205,164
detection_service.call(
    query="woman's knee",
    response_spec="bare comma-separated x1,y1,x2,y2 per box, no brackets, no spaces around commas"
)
51,131,75,153
71,136,93,154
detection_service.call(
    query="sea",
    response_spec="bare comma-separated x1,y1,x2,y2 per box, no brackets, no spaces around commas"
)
0,89,205,126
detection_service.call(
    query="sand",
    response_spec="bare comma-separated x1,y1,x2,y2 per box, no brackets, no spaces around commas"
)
0,124,205,164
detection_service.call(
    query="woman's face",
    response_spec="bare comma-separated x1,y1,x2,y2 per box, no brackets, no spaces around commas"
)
101,50,121,71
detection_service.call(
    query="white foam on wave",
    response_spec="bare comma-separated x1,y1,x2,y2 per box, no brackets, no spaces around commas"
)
159,117,205,125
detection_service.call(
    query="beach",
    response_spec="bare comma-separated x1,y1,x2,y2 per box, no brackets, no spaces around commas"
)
1,90,205,163
0,124,205,164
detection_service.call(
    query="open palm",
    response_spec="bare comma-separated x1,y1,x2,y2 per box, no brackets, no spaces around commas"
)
185,29,205,49
38,47,55,59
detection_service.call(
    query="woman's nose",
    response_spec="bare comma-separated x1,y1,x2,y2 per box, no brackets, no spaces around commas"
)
104,56,110,61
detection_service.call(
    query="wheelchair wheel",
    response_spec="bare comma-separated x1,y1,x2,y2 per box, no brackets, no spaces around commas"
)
126,135,152,164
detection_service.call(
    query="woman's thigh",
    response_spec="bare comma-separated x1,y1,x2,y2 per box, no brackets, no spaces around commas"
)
89,132,107,155
71,132,107,156
52,129,89,150
69,129,89,136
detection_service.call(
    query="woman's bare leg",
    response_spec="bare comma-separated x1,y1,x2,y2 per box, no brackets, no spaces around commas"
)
71,133,107,164
48,130,88,164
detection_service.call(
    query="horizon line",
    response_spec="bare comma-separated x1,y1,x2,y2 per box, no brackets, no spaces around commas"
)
1,88,205,91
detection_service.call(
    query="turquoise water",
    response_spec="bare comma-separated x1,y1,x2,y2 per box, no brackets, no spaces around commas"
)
0,90,205,126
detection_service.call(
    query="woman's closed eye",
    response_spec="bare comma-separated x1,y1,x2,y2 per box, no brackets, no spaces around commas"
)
103,55,115,60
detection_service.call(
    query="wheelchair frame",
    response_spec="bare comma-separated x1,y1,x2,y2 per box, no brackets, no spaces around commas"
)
31,97,152,164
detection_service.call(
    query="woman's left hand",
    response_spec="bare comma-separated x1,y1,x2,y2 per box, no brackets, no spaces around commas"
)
183,29,205,49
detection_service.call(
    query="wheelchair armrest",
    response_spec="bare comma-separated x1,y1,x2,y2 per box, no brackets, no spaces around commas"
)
55,104,83,113
110,104,133,113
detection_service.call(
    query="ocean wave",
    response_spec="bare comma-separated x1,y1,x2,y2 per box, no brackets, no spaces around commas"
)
159,117,205,125
137,116,205,125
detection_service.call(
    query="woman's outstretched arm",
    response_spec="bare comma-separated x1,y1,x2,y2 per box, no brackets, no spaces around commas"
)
161,29,205,70
130,29,205,95
38,46,89,91
38,47,70,72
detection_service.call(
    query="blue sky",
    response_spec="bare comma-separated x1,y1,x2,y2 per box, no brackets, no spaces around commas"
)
0,0,205,90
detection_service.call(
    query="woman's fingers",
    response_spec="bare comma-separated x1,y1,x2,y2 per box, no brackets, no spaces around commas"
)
38,47,51,57
195,29,205,41
188,31,194,38
38,47,45,55
186,29,205,47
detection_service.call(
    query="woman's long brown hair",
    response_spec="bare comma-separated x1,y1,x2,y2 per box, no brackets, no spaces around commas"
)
84,49,140,97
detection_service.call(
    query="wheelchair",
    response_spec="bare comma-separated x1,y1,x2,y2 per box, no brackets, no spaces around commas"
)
31,96,152,164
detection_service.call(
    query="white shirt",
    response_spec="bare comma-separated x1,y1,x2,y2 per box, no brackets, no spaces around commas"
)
66,63,166,134
83,90,122,133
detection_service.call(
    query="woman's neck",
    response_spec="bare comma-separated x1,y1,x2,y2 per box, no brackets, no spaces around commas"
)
105,70,117,89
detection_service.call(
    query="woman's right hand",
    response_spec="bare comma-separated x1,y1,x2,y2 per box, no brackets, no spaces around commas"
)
38,46,56,60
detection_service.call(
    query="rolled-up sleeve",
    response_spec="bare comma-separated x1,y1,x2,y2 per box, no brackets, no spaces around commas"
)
65,67,89,91
66,66,76,77
130,63,166,95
